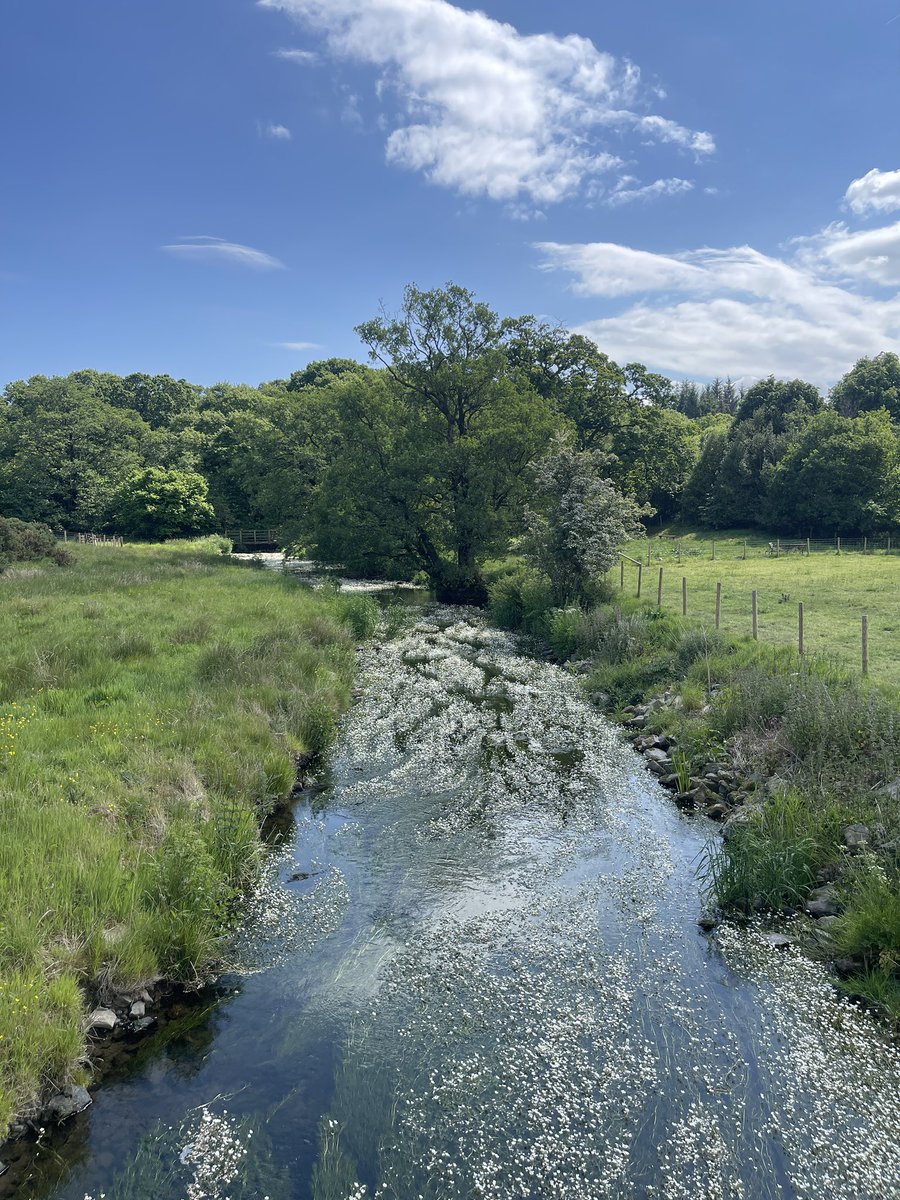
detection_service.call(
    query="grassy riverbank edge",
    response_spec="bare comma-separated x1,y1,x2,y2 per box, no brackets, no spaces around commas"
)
0,540,377,1142
485,562,900,1024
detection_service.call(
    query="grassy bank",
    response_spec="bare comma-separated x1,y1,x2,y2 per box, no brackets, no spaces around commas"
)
0,539,376,1135
619,526,900,689
487,561,900,1021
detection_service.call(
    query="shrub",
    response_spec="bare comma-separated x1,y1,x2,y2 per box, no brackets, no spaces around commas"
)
0,517,72,567
337,594,380,640
547,608,582,661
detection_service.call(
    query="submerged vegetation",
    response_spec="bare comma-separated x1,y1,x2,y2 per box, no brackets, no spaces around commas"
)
0,538,374,1135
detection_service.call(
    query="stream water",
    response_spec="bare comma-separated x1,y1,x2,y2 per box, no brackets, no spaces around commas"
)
13,604,900,1199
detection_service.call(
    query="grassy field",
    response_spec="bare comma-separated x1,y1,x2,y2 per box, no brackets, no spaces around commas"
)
0,538,375,1135
618,527,900,692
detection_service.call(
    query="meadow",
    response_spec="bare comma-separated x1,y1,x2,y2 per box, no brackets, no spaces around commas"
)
0,538,376,1136
620,527,900,692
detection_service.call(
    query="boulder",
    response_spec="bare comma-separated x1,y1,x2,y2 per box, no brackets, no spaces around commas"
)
45,1086,92,1123
697,913,718,931
86,1007,117,1033
843,824,870,850
705,803,729,820
806,898,841,918
130,1001,146,1019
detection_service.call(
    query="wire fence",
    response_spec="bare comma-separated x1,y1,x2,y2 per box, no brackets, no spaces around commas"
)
641,534,898,562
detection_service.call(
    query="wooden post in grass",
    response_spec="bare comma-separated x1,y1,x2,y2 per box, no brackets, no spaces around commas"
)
657,566,664,608
862,613,869,676
715,582,722,630
620,558,625,590
647,540,652,566
682,576,688,616
806,537,811,556
743,540,747,560
752,590,759,641
636,562,643,599
864,536,868,555
837,536,841,554
776,537,781,557
798,602,804,656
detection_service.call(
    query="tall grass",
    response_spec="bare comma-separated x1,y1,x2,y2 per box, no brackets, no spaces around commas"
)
0,539,363,1133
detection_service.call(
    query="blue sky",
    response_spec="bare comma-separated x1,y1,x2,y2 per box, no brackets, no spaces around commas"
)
3,0,900,388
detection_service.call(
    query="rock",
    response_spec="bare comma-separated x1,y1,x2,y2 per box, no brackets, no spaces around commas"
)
0,1161,6,1176
761,933,793,950
131,1016,155,1034
705,803,729,820
589,692,609,708
834,957,861,978
674,791,696,809
843,823,870,850
130,1001,145,1019
722,812,750,842
627,715,646,728
806,898,841,918
658,774,679,790
697,913,718,931
816,915,840,931
86,1007,118,1033
816,862,843,884
45,1086,92,1122
807,884,838,903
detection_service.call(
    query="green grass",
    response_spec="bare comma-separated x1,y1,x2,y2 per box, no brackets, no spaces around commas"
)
618,526,900,691
0,537,373,1134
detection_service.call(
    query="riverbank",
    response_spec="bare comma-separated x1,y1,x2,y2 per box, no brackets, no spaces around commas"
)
0,539,376,1144
487,564,900,1023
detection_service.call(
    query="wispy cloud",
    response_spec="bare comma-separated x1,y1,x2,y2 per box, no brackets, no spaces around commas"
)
273,340,321,350
844,167,900,216
274,47,319,65
163,236,286,271
606,176,693,207
536,179,900,384
258,0,714,209
259,121,292,140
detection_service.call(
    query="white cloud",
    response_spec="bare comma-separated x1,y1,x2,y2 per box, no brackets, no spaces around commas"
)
257,0,714,207
607,176,693,207
260,121,292,140
274,47,319,65
163,236,285,271
536,210,900,383
274,341,321,350
844,168,900,215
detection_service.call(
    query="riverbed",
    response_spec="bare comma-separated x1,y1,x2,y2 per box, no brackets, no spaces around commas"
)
14,605,900,1199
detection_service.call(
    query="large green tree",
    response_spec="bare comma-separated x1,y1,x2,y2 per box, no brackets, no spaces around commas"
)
831,352,900,421
317,284,559,598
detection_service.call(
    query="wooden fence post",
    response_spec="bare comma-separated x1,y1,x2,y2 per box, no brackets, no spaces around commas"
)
798,602,804,656
862,613,869,677
715,582,722,630
647,540,652,566
636,562,643,599
837,536,841,554
776,537,781,557
743,540,747,560
682,576,688,616
657,566,664,608
806,537,810,556
620,558,625,590
752,590,758,641
864,536,868,555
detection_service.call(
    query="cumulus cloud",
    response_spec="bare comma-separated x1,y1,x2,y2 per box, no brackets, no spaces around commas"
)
260,121,293,140
163,236,285,271
536,206,900,383
844,168,900,216
257,0,714,207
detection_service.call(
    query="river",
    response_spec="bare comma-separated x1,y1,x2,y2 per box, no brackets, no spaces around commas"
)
12,603,900,1199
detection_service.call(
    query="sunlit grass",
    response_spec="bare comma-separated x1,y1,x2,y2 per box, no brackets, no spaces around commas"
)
0,538,369,1134
620,526,900,690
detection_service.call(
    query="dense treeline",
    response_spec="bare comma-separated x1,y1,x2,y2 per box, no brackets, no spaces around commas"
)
3,285,899,591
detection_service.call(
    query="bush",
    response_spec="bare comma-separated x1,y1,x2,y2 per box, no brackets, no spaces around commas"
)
0,517,72,567
337,594,380,640
547,608,582,661
488,567,554,637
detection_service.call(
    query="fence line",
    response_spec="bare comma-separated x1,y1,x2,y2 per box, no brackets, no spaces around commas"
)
620,553,878,679
643,534,897,561
59,531,124,546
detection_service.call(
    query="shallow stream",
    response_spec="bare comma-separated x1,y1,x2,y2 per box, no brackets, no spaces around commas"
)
15,605,900,1199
